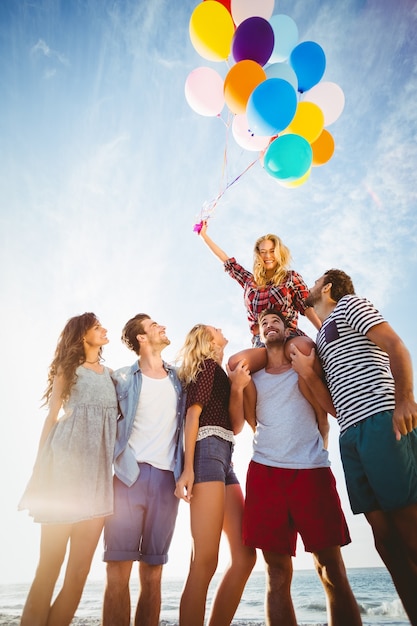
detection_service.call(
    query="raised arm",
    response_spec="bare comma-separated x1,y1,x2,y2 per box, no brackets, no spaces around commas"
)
199,220,230,263
367,321,417,439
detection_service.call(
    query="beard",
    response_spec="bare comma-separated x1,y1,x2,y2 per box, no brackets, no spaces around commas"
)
263,331,285,346
305,292,318,308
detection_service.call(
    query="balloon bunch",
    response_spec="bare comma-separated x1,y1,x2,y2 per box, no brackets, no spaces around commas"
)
185,0,345,188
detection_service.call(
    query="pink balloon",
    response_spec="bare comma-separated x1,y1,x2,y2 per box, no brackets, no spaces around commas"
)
302,81,345,126
185,67,225,117
231,0,274,26
232,113,271,151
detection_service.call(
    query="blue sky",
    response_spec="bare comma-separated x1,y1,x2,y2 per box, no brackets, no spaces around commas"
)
1,0,417,585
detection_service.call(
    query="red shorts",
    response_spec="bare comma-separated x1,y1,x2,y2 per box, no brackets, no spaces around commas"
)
243,461,351,555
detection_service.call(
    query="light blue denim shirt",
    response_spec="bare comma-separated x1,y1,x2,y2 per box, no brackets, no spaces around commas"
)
111,360,185,487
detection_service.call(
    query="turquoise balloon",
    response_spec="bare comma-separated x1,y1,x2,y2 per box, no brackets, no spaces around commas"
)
264,134,312,181
269,14,298,62
246,78,297,136
290,41,326,93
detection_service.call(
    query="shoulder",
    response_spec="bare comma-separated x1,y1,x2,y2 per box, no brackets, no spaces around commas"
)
286,270,307,286
338,294,380,314
111,362,139,385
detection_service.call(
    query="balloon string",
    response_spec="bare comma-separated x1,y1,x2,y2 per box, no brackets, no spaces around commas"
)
193,156,259,233
193,111,258,234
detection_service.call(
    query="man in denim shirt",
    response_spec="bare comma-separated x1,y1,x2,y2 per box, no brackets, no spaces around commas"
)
102,314,185,626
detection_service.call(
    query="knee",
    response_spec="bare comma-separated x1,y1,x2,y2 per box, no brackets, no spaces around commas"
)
313,549,347,588
231,546,257,577
285,336,315,360
106,562,131,590
264,557,293,590
140,563,163,590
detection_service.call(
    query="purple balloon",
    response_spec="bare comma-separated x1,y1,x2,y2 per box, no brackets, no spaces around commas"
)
232,16,275,66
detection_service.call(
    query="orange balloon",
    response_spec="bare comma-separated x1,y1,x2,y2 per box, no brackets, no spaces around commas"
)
224,60,266,115
311,128,335,166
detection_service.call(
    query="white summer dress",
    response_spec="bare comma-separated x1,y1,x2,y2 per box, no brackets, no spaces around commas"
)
18,366,118,524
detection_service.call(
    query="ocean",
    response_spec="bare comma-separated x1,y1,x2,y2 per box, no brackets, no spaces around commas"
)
0,567,408,625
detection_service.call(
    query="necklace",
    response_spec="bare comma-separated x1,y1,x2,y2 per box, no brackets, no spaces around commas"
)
85,357,100,364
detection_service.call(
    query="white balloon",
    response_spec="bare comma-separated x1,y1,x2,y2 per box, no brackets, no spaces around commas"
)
184,67,225,117
302,81,345,126
231,0,275,26
232,113,271,151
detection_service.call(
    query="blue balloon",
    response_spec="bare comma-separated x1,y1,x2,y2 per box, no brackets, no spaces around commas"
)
269,14,298,62
290,41,326,93
265,62,298,92
246,78,297,136
264,134,312,181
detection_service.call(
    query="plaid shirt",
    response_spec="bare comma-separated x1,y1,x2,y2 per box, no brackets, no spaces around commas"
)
224,257,309,335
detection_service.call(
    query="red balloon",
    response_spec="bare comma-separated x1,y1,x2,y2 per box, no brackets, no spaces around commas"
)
204,0,232,15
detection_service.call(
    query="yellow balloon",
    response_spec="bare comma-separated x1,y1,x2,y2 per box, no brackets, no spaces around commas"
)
278,168,311,188
286,102,324,143
189,1,235,62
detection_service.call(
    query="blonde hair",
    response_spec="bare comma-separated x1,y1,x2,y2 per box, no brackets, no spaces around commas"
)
253,233,292,286
177,324,220,386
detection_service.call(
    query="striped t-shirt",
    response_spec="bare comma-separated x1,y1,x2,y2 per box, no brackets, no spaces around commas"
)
316,295,395,433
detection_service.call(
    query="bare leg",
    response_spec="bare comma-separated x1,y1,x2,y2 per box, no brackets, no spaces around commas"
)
208,484,256,626
366,506,417,624
313,546,362,626
102,560,133,626
180,482,226,626
20,524,71,626
47,517,104,626
134,561,163,626
262,551,297,626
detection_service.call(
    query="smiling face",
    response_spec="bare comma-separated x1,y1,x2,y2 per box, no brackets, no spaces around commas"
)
258,239,278,275
259,313,287,345
207,325,228,350
140,318,170,348
83,321,109,348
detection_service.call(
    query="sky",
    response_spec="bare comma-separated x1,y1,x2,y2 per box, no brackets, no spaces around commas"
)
1,0,417,587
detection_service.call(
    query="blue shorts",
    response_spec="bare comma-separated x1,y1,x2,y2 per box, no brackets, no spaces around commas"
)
243,461,350,555
103,463,179,565
194,436,239,485
340,410,417,514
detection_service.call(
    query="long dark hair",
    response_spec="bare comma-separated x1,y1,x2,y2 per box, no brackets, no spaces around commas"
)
42,312,101,404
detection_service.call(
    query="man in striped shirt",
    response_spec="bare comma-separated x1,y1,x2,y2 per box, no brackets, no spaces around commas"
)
289,268,417,625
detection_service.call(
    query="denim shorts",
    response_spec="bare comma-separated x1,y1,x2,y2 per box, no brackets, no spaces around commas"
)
194,436,239,485
103,463,179,565
340,410,417,514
